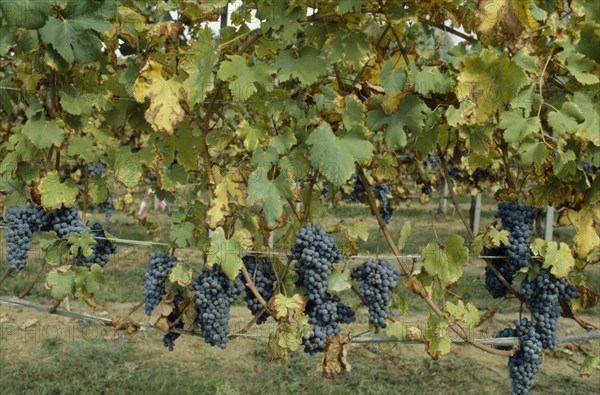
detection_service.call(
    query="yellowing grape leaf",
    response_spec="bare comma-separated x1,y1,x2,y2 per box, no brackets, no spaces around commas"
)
133,60,184,134
45,266,75,300
542,241,575,278
247,168,295,227
445,300,480,328
181,27,218,106
456,49,528,123
499,109,540,144
273,293,306,319
560,208,600,258
207,227,252,280
206,169,246,228
38,171,78,209
424,313,451,360
422,234,469,284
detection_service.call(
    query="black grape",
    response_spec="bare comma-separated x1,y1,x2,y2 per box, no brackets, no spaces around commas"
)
4,205,50,272
495,318,543,395
373,183,393,224
484,203,537,298
162,293,184,352
447,166,459,179
348,173,365,202
351,259,400,328
190,265,244,349
292,224,342,305
102,195,114,222
143,252,178,316
302,294,355,354
521,269,579,350
88,162,106,176
426,154,438,168
242,255,275,325
321,181,330,198
46,207,87,239
76,223,117,269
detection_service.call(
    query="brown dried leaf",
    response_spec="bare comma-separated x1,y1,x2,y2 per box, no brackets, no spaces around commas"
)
319,333,352,380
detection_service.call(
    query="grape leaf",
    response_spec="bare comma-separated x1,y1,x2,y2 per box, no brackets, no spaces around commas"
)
74,264,105,298
563,53,600,85
21,119,64,149
68,230,97,258
423,314,451,359
237,120,267,152
274,46,328,86
0,0,52,29
217,55,275,101
366,94,429,149
499,109,540,144
39,232,69,266
207,227,252,280
45,266,76,300
456,49,528,123
385,321,406,339
39,16,109,63
328,271,351,293
409,62,454,94
306,123,374,185
181,27,218,106
560,208,600,258
518,141,548,166
380,59,407,93
273,293,306,320
169,261,193,287
38,171,78,209
60,85,93,116
422,235,468,284
133,60,184,134
247,168,294,227
445,300,480,328
206,169,246,229
170,221,195,248
580,355,600,378
548,102,584,136
397,221,413,252
542,241,575,278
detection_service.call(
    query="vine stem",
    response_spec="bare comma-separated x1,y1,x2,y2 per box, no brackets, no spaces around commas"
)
18,261,46,299
240,265,270,311
301,171,319,226
357,166,513,357
0,267,11,283
437,148,524,300
82,166,89,223
229,308,266,340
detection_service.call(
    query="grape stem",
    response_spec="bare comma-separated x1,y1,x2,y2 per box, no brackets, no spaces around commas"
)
228,308,266,340
18,261,46,299
0,267,11,284
357,166,514,357
560,300,600,331
240,265,271,314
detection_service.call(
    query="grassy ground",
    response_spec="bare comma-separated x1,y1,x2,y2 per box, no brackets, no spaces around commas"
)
1,194,598,394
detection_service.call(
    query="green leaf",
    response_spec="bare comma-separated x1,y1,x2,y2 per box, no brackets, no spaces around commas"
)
385,321,406,339
74,264,105,298
489,228,510,247
424,313,451,359
563,53,600,85
169,261,193,287
170,221,196,248
40,232,69,266
518,141,548,166
247,168,294,227
67,136,97,162
60,85,93,115
114,147,143,189
0,0,52,29
328,271,351,293
207,227,253,280
409,62,453,94
580,355,600,378
397,221,413,252
366,95,429,149
542,241,575,278
38,171,79,209
306,123,374,185
45,267,76,300
68,230,97,258
380,59,407,93
274,46,327,86
548,102,584,136
422,235,468,284
39,17,106,63
337,95,365,131
456,49,528,123
181,27,218,106
237,120,267,152
21,119,64,149
499,109,540,144
445,300,480,328
217,55,275,101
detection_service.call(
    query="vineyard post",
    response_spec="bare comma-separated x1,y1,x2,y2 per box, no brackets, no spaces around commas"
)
544,130,559,241
471,192,482,235
438,178,449,215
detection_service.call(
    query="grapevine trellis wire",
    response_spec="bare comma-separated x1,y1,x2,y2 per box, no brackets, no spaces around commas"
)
1,297,597,348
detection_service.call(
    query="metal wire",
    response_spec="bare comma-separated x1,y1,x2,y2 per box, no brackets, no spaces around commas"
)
1,297,598,348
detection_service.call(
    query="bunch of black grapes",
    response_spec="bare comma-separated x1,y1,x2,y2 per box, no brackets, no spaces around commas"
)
143,252,178,316
242,255,275,324
351,259,400,328
521,269,579,350
291,224,355,353
347,173,394,223
190,265,245,349
162,293,184,352
495,319,543,395
485,203,536,298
